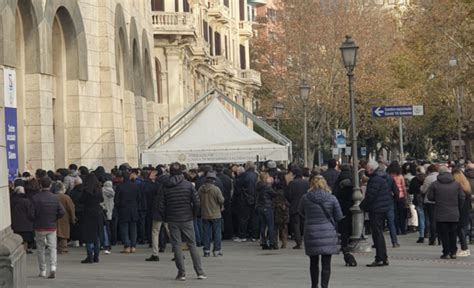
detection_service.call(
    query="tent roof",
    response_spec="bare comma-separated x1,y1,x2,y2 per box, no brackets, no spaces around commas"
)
141,98,288,164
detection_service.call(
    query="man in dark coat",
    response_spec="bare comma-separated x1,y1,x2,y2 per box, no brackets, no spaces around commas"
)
216,165,234,240
322,159,340,191
31,177,65,279
333,164,353,252
114,172,140,253
159,163,206,281
10,186,35,253
236,162,259,242
285,167,309,249
146,166,169,262
360,161,393,267
427,166,465,259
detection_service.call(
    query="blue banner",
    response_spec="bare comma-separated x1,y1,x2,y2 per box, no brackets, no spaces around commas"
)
5,107,18,181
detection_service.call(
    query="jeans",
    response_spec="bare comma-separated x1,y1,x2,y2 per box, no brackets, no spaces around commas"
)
394,199,407,234
120,221,137,248
290,214,303,246
36,231,57,272
193,218,203,245
202,218,222,252
310,255,331,288
86,238,100,258
416,206,426,239
168,221,205,276
151,220,169,256
259,208,274,247
437,222,458,256
102,225,111,248
386,206,398,245
457,224,468,251
425,203,437,243
137,211,147,242
369,212,388,262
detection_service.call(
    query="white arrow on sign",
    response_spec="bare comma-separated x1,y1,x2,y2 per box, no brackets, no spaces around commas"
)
374,107,384,117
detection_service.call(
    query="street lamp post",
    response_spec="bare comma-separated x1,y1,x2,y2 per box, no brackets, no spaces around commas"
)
449,56,464,160
299,80,311,168
273,102,285,132
340,35,370,252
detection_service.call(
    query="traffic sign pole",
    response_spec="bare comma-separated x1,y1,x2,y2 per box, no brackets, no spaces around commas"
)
399,117,404,163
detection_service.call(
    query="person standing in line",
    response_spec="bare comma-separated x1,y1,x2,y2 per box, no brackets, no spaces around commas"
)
10,186,35,253
300,176,343,288
146,166,169,261
216,165,234,240
452,168,471,257
256,172,277,250
421,164,440,245
101,180,115,254
387,161,408,235
80,174,104,264
53,182,75,254
199,172,225,257
285,168,309,249
68,178,84,247
321,159,340,191
410,166,427,243
31,177,65,279
236,162,259,242
465,163,474,244
273,187,290,249
159,163,206,281
427,165,465,259
332,164,353,252
360,161,393,267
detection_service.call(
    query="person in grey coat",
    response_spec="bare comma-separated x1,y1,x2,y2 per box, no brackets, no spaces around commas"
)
427,166,465,259
299,175,343,288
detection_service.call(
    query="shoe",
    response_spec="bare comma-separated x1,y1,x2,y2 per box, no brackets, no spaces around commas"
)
416,238,424,243
159,248,165,253
48,271,56,279
392,243,400,248
131,247,137,253
450,254,457,259
213,251,223,257
203,252,211,257
104,250,111,255
27,250,33,254
440,254,449,259
81,257,93,264
281,244,286,249
261,244,269,250
251,238,258,242
429,240,435,246
233,238,246,243
175,273,186,281
145,255,160,262
383,261,389,266
197,274,207,280
93,256,99,263
292,245,301,250
456,250,470,257
120,248,131,254
371,244,376,248
39,271,47,278
73,240,80,248
366,261,385,267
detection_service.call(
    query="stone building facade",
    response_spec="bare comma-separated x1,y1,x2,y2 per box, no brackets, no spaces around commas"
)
0,0,260,286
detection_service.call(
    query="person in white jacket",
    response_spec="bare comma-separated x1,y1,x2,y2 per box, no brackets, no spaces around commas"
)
421,164,439,245
101,181,115,254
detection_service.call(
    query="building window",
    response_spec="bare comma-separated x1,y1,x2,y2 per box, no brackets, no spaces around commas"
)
267,8,277,21
151,0,165,11
183,0,190,12
240,45,246,69
224,35,228,59
210,27,214,56
203,21,209,42
215,32,221,56
224,0,229,7
175,0,179,12
155,58,162,103
239,0,245,21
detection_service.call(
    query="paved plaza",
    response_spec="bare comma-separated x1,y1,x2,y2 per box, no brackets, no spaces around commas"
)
26,233,473,288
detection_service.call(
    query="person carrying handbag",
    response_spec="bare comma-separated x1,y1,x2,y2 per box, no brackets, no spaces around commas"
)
299,175,343,288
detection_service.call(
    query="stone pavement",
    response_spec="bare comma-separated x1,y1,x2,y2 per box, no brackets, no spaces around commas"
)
26,233,474,288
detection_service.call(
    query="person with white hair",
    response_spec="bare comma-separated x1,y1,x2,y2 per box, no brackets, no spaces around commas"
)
427,165,465,259
360,160,393,267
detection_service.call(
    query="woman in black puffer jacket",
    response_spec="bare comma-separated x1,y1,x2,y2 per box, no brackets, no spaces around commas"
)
256,172,277,250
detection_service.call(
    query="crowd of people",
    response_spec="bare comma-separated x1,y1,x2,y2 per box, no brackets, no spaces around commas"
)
8,158,473,287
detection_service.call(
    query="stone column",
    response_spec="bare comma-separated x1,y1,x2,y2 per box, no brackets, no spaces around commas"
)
123,90,138,166
165,47,183,118
0,66,26,288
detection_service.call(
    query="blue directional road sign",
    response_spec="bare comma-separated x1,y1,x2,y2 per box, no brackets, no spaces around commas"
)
372,105,424,118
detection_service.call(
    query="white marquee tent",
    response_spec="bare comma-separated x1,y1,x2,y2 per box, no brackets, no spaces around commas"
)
141,97,290,165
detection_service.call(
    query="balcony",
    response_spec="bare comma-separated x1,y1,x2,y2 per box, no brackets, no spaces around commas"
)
210,56,236,76
239,69,261,86
208,2,230,24
152,12,195,37
239,21,253,38
248,0,267,6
